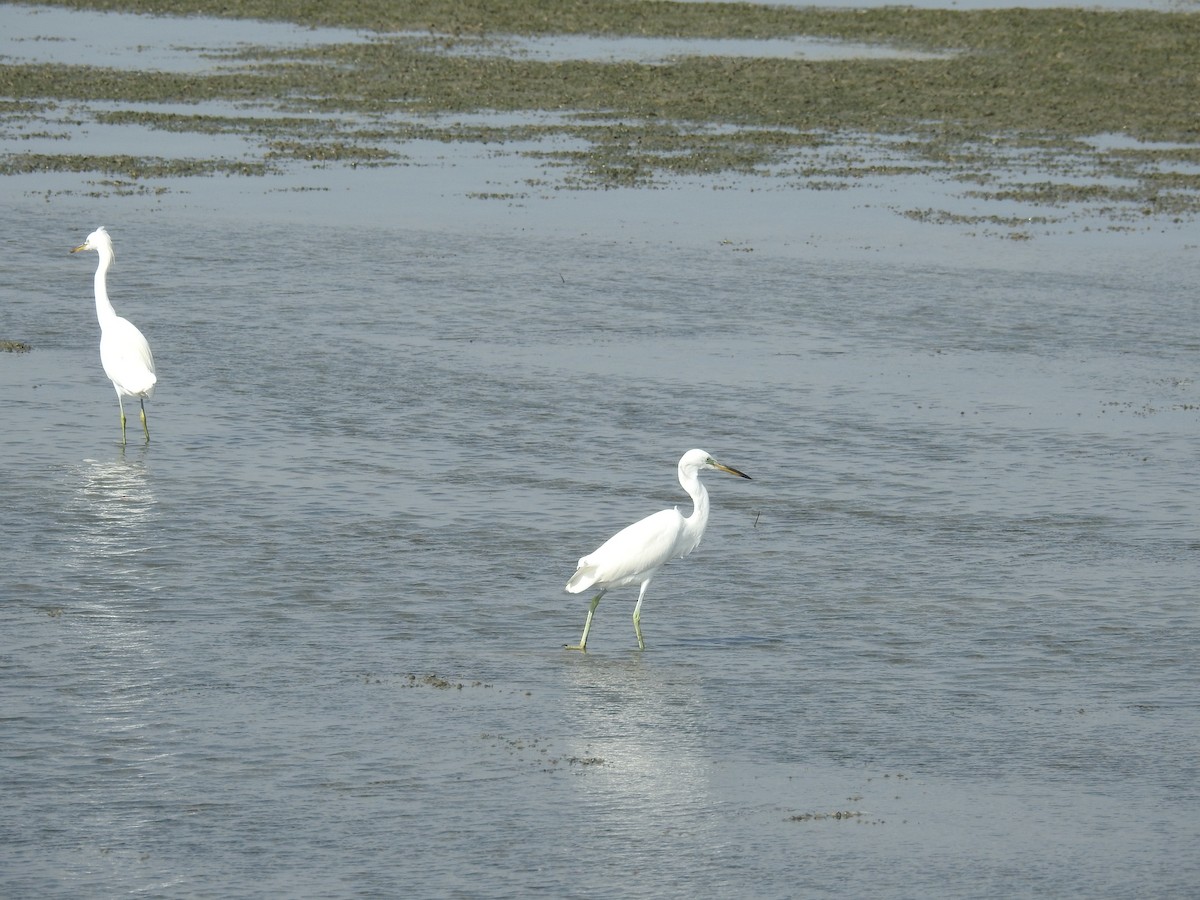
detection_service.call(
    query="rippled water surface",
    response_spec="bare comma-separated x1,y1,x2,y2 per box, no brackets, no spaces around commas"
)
3,7,1200,899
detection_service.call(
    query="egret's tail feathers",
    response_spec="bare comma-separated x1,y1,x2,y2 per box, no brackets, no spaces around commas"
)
566,564,599,594
122,371,156,396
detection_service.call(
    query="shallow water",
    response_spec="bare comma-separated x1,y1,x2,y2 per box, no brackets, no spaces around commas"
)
4,188,1198,896
3,5,1200,899
0,5,369,72
453,33,953,63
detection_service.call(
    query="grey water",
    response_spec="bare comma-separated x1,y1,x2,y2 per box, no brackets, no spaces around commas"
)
5,188,1198,897
3,6,1200,899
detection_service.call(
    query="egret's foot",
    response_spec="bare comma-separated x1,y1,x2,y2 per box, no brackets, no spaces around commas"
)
140,406,150,443
119,414,128,446
564,592,602,654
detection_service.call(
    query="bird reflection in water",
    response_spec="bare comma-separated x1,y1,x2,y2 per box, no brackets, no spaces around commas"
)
66,452,158,577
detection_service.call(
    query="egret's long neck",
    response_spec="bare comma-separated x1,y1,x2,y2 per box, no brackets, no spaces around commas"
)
93,246,117,325
679,466,711,543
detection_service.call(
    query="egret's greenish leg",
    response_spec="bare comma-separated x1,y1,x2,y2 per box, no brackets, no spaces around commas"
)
116,393,127,445
140,399,150,442
632,582,650,651
565,591,604,651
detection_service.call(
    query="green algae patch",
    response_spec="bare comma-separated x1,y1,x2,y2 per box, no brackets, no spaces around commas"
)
0,150,271,178
5,1,1200,227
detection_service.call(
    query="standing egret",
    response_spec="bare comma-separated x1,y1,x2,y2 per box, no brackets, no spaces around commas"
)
71,226,156,445
565,449,751,651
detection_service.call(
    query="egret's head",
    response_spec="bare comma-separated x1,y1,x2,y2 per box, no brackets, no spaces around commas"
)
680,448,751,480
71,226,114,258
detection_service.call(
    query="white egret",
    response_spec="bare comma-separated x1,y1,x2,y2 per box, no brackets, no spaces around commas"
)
71,226,156,445
565,448,751,651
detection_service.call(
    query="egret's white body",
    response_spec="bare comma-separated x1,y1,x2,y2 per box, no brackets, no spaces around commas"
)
72,227,156,445
565,449,751,651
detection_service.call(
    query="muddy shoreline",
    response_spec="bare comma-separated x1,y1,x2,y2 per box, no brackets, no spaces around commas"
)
4,1,1200,223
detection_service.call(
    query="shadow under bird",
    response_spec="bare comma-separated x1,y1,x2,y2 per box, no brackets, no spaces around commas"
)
72,226,156,445
565,448,752,652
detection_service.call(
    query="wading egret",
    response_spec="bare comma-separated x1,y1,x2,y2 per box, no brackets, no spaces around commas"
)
565,448,751,651
72,226,156,445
